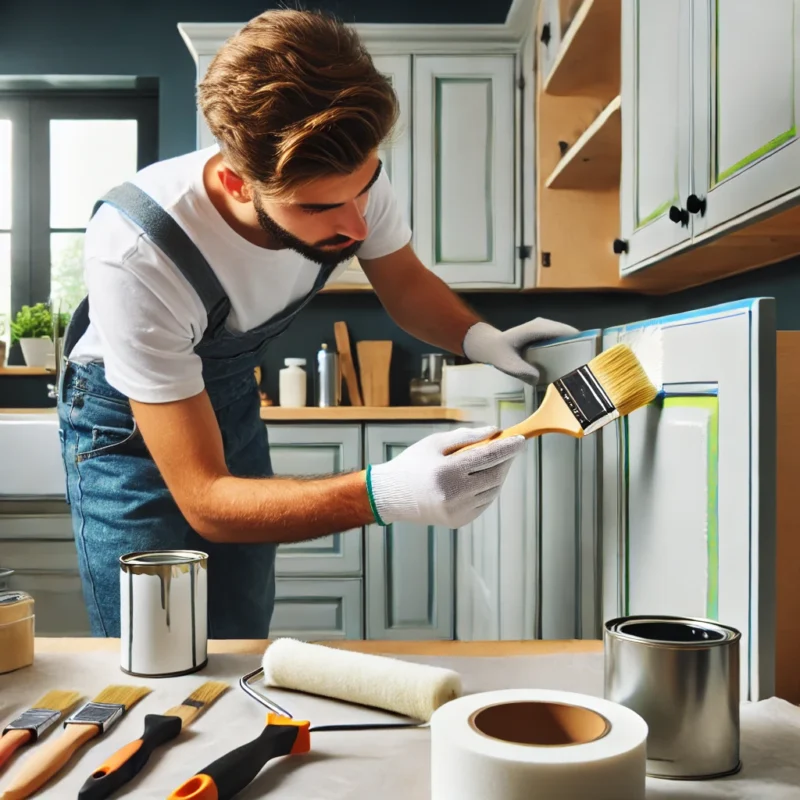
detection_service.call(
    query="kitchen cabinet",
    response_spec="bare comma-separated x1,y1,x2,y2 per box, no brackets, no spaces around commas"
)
618,0,800,286
365,424,455,639
268,424,363,576
271,578,363,640
618,0,692,274
600,299,777,702
413,55,517,288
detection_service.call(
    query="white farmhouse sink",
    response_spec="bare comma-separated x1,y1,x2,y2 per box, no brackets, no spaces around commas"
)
0,410,66,497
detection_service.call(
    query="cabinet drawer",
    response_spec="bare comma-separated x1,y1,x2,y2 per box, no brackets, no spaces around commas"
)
0,502,73,540
271,579,362,640
0,541,90,636
268,425,363,576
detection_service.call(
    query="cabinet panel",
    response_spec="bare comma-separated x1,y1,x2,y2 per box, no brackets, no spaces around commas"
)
413,55,517,288
601,299,777,702
365,424,454,639
267,425,363,576
271,579,362,640
0,540,91,636
692,0,800,236
619,0,693,273
0,502,72,540
525,332,601,640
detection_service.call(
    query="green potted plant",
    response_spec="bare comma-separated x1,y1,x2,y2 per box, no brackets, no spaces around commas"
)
9,303,69,368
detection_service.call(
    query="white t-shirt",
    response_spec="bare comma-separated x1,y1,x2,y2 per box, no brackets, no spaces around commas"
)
70,145,411,403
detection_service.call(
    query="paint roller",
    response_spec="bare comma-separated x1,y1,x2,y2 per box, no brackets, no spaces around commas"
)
167,638,463,799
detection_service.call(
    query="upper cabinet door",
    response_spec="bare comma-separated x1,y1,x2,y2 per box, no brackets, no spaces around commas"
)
524,332,602,641
413,55,517,288
691,0,800,236
619,0,693,275
601,299,777,702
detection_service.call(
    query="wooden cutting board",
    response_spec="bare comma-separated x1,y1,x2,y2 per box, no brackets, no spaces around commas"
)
356,340,392,407
334,321,363,406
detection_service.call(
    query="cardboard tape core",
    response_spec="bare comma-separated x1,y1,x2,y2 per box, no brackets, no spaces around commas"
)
469,701,610,747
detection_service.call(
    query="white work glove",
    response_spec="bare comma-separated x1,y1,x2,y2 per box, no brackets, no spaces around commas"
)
462,319,580,385
366,426,525,529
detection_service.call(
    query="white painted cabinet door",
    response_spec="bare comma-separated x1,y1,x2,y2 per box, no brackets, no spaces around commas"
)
272,578,363,640
601,299,777,702
267,425,363,576
524,332,602,640
619,0,693,275
331,54,412,287
196,54,215,150
365,424,455,639
691,0,800,236
538,0,564,81
413,55,517,288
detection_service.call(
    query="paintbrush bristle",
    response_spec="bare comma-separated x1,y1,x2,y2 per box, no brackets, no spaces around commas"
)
91,685,151,710
28,690,82,715
588,343,658,417
164,681,229,728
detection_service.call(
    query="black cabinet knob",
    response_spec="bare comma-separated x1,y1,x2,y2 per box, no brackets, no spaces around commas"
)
686,194,707,216
540,23,551,45
669,205,689,226
613,238,629,254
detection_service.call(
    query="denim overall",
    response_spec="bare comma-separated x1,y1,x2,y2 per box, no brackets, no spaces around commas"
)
57,181,339,638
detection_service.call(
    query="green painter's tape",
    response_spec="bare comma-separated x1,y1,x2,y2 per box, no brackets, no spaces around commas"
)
498,401,526,413
717,127,797,183
623,396,719,619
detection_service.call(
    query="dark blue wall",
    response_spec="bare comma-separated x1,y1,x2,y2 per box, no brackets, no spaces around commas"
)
0,0,797,408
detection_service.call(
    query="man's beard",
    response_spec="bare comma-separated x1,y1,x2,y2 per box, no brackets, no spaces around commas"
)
253,193,364,268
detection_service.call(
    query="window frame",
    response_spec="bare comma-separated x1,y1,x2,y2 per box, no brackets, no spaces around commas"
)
0,90,158,317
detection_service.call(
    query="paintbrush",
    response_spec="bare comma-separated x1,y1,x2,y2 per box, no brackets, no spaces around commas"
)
0,685,150,800
0,691,82,772
450,342,659,452
77,681,229,800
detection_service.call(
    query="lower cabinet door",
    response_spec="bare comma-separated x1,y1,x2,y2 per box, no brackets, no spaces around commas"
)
0,541,91,636
267,425,363,576
365,424,455,640
271,579,363,640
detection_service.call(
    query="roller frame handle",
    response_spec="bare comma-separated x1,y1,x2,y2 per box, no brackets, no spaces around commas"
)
168,714,309,800
78,714,183,800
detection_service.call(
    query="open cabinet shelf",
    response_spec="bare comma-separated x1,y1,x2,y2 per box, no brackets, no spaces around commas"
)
546,95,621,190
544,0,621,103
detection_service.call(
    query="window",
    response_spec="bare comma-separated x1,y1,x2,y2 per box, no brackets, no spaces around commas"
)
0,91,157,335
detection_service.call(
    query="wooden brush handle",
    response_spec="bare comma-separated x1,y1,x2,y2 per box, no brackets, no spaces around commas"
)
0,730,32,772
1,724,99,800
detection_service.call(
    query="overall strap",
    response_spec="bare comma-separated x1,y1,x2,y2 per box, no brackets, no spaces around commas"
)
91,182,229,321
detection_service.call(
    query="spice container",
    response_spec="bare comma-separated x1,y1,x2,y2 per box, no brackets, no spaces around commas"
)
279,358,307,407
0,590,35,674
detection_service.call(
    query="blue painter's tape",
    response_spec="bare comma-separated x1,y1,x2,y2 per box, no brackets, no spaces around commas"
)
603,298,772,335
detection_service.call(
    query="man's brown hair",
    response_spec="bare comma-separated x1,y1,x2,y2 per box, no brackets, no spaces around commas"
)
197,9,398,198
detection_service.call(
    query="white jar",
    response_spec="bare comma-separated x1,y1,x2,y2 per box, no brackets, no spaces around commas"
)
279,358,307,407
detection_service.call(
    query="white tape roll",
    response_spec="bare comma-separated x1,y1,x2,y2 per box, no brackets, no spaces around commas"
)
430,688,648,800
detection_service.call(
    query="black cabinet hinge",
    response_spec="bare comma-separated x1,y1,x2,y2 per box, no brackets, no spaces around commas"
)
518,245,532,260
517,74,526,90
541,251,551,267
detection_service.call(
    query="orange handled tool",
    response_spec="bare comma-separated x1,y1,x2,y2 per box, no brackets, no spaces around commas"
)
167,713,310,800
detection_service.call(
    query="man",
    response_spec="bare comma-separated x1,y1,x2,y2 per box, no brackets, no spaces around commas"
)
56,8,578,638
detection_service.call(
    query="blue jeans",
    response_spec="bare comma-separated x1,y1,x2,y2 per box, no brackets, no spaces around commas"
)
58,361,277,639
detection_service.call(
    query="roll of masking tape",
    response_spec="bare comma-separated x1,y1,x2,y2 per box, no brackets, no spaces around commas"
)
430,688,648,800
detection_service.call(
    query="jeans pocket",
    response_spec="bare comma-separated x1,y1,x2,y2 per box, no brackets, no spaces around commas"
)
57,427,70,504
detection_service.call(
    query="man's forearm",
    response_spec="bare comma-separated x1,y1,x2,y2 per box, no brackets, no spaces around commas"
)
380,262,481,355
191,470,375,544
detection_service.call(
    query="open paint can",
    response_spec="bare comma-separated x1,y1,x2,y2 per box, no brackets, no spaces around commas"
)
604,614,741,780
120,549,208,678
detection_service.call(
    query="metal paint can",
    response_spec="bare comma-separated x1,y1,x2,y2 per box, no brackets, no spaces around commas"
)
119,549,208,678
604,614,741,780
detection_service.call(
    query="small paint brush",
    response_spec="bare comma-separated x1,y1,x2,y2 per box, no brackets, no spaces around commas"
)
0,684,150,800
77,681,229,800
0,691,82,772
450,342,659,452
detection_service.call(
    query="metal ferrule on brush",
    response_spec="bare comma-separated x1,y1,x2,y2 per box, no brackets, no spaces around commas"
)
64,702,126,733
554,363,620,435
3,709,62,740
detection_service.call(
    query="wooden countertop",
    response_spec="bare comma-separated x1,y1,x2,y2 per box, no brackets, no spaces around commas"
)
0,366,54,376
259,406,468,422
36,638,603,657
